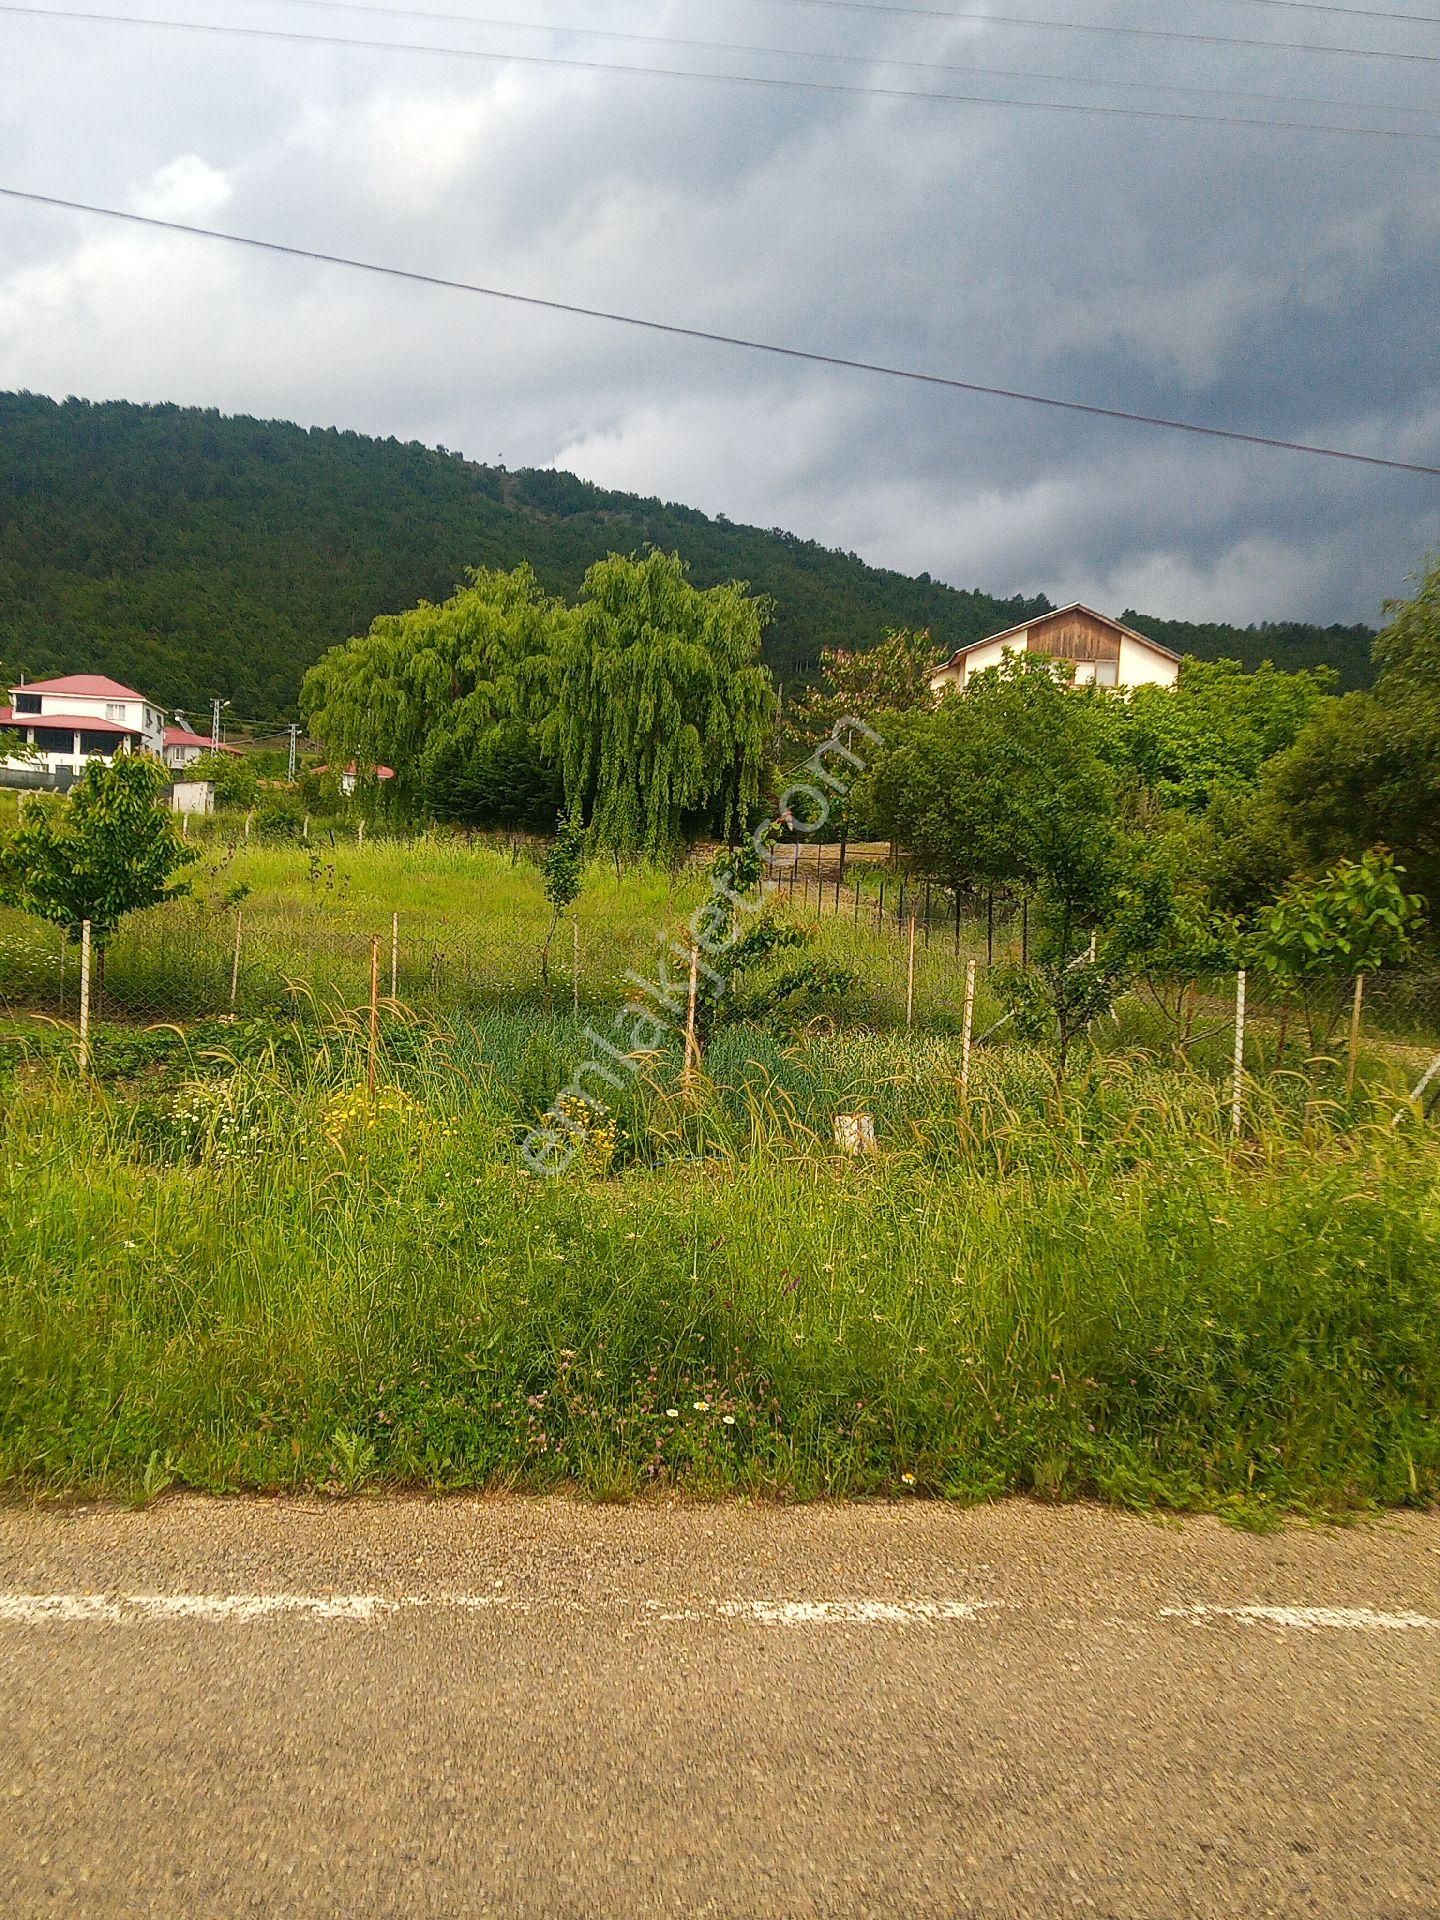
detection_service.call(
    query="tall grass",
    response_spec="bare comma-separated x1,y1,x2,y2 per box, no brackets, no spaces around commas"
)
1,1020,1437,1512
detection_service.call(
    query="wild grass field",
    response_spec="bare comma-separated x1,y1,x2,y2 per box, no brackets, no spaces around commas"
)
1,834,1438,1514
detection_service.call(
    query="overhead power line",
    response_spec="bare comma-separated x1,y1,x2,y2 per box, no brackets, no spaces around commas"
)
227,0,1440,122
6,3,1440,137
664,0,1440,68
2,186,1437,477
1220,0,1440,23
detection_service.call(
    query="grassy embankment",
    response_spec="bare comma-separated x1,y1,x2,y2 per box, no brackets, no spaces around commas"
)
1,837,1438,1513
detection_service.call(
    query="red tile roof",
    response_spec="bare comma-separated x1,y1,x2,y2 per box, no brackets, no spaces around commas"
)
11,674,150,702
164,726,240,755
0,708,140,736
313,762,396,780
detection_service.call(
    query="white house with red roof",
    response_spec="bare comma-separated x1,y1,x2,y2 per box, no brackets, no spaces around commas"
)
161,721,240,772
0,675,239,779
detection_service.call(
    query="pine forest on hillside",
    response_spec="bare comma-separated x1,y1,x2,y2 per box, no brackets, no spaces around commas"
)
0,392,1378,720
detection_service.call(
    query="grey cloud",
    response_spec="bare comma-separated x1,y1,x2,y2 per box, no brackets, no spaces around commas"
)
1,0,1437,627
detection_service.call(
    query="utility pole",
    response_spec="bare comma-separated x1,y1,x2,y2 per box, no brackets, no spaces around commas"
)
211,697,230,751
287,723,300,783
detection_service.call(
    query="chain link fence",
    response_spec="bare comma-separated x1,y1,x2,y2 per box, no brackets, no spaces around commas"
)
2,840,1439,1117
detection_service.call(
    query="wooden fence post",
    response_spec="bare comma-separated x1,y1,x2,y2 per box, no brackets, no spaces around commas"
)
229,909,243,1012
853,880,861,923
1231,968,1247,1139
682,941,701,1091
1346,973,1365,1095
905,915,917,1029
572,916,580,1022
368,933,380,1098
302,815,309,840
960,957,977,1099
357,817,365,848
78,919,91,1074
391,909,399,1002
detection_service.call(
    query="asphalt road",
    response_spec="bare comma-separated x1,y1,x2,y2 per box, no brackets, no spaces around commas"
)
3,1497,1439,1918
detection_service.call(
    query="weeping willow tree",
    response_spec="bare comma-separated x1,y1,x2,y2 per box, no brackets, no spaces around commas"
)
548,551,777,858
299,564,563,813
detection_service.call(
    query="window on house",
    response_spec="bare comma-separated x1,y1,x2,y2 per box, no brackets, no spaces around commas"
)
34,727,76,753
1093,658,1119,688
14,693,40,716
105,703,126,723
80,731,121,756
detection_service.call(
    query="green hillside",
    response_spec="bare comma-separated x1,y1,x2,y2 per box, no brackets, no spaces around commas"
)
0,392,1375,720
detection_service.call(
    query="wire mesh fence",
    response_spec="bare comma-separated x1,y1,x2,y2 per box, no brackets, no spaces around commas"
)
2,833,1439,1119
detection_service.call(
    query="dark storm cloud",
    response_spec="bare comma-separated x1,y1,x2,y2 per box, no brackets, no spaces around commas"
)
1,0,1437,625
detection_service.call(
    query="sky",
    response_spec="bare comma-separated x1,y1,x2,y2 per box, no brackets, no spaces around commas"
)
1,0,1438,627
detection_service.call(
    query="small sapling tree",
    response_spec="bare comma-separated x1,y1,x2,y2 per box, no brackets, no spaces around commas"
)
690,831,856,1043
540,811,587,988
1249,850,1425,1055
0,755,198,996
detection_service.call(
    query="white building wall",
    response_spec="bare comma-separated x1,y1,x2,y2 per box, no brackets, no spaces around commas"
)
1117,635,1180,689
931,630,1180,697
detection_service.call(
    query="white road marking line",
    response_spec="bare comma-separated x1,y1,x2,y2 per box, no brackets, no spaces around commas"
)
0,1591,993,1628
717,1600,992,1626
0,1592,513,1624
0,1593,1434,1632
1163,1605,1440,1631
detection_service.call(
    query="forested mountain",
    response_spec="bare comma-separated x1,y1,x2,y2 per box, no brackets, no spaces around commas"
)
1121,611,1375,687
0,392,1376,720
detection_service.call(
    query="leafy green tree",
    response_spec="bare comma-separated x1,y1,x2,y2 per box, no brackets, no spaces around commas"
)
1248,555,1440,904
0,757,197,982
1115,658,1334,814
875,656,1177,1085
300,564,563,814
422,719,562,830
1249,850,1425,1053
548,551,777,859
540,812,587,986
187,750,260,810
788,628,940,742
871,655,1114,899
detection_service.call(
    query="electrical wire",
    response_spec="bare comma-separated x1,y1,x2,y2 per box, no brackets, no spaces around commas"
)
661,0,1440,68
1218,0,1440,23
2,185,1437,476
6,3,1440,136
223,0,1440,122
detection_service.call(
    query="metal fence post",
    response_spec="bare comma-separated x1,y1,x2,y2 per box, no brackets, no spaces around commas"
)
905,916,917,1028
78,919,91,1074
391,909,399,1002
